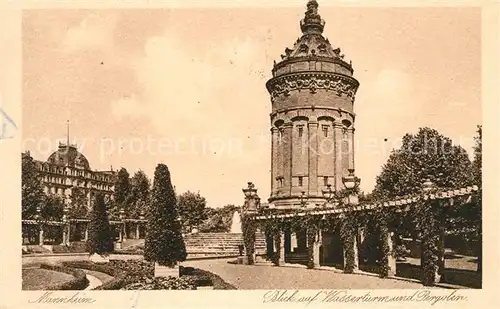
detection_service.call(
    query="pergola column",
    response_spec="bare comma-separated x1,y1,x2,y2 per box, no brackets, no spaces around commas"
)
386,231,397,276
123,222,127,241
84,224,89,241
39,225,44,245
136,223,140,239
343,232,359,272
273,230,285,266
290,232,298,253
438,222,446,276
118,223,123,242
313,230,322,268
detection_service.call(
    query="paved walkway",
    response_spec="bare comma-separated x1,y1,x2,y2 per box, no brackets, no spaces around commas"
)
84,273,102,290
183,259,429,289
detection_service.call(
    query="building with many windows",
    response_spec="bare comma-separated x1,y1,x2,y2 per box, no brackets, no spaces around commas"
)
23,141,115,208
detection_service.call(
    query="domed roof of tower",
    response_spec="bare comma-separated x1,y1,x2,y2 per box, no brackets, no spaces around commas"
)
47,143,90,170
273,0,352,71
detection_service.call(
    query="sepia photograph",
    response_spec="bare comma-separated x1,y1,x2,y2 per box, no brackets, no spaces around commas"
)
20,1,483,293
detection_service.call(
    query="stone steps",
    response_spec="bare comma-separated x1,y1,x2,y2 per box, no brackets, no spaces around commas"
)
119,233,268,258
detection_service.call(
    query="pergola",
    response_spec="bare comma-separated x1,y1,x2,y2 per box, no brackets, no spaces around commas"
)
240,182,481,287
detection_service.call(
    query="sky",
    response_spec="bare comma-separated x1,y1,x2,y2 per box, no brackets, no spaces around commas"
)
22,6,481,208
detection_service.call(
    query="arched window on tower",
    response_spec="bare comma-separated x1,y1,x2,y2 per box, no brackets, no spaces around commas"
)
322,125,329,137
297,125,304,138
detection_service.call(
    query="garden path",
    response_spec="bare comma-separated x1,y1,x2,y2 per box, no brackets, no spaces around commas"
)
84,273,102,290
182,259,428,289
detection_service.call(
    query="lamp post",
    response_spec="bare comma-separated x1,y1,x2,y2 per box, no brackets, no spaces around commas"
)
322,184,335,206
299,191,309,208
119,208,125,241
342,169,361,205
63,205,70,245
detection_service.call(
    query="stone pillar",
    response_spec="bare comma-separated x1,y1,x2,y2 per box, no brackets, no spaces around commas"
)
437,225,446,277
386,231,397,276
271,127,279,196
61,226,67,245
347,128,355,171
67,221,71,244
313,231,322,268
123,222,127,241
308,121,319,196
333,124,343,191
84,225,89,241
136,223,140,239
39,225,44,245
118,225,123,242
283,122,293,196
291,232,298,253
279,232,286,265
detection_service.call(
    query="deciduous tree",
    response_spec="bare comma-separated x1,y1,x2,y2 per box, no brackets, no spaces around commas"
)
22,152,45,219
128,170,151,218
373,127,472,199
177,191,207,232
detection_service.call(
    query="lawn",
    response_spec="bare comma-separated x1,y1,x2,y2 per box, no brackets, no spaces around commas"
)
22,268,75,290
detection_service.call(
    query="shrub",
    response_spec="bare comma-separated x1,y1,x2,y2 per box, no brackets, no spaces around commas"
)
39,264,89,290
69,241,88,253
121,276,196,290
52,245,71,254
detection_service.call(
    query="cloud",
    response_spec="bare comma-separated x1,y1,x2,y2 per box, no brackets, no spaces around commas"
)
113,32,270,137
63,13,117,52
107,32,272,206
111,96,146,120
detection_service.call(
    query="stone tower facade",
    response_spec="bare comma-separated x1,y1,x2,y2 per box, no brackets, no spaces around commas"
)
266,0,359,209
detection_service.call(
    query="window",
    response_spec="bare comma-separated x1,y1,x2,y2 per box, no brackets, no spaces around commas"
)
298,176,303,186
298,126,304,138
278,129,284,143
323,176,328,186
322,125,329,137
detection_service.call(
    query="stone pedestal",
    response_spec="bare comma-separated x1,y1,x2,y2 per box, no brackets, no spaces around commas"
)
154,263,179,278
114,241,122,250
89,253,109,264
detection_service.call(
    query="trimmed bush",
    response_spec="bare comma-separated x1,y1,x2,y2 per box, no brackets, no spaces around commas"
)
87,193,114,256
39,264,89,290
144,164,187,267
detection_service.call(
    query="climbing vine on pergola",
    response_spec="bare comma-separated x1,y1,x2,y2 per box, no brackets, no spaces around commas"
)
241,186,480,286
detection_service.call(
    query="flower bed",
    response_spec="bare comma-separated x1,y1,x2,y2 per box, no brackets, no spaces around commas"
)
39,264,89,290
62,260,235,290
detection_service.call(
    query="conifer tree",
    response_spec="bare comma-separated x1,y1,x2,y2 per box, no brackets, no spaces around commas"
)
87,193,114,256
144,164,187,266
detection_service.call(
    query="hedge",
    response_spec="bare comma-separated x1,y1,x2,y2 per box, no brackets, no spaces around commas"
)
62,261,127,290
39,264,89,290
